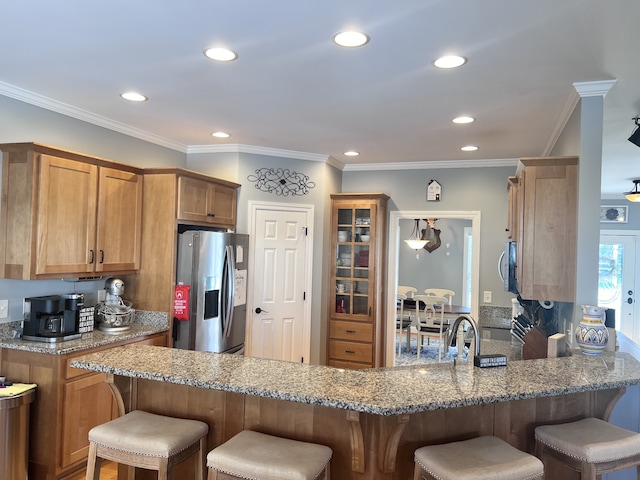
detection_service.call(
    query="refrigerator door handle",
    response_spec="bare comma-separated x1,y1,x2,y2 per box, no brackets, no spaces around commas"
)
222,244,236,338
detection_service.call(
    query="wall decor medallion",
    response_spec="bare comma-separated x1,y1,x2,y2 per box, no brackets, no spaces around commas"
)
599,205,627,223
247,167,316,196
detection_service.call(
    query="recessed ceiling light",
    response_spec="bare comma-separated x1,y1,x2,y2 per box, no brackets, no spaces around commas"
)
461,145,479,152
433,55,467,69
332,31,370,48
204,47,238,62
120,92,147,102
453,116,475,124
211,131,230,138
344,151,360,156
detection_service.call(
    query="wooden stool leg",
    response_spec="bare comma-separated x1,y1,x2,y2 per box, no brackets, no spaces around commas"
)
158,458,168,480
413,462,422,480
196,436,207,480
581,460,597,480
207,468,219,480
636,464,640,480
85,442,101,480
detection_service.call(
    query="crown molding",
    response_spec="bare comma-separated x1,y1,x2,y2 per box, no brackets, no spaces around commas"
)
343,158,519,171
542,87,581,156
573,79,617,97
187,143,329,162
0,81,188,152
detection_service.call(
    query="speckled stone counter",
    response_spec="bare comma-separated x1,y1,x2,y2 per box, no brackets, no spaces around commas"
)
70,345,640,479
71,344,640,416
0,310,168,355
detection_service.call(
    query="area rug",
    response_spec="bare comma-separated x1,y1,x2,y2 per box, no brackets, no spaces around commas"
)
393,337,468,366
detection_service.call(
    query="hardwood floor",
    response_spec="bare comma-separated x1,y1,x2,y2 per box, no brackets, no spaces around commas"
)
67,461,118,480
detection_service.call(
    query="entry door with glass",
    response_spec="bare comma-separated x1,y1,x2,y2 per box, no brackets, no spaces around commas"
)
599,234,637,341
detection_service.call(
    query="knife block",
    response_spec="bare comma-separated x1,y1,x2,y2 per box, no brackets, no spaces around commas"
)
522,327,548,360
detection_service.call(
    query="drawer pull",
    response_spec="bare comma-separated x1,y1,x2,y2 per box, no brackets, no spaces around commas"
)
346,329,356,333
345,350,356,354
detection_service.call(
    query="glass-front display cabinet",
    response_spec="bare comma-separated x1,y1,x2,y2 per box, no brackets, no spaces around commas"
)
327,193,389,369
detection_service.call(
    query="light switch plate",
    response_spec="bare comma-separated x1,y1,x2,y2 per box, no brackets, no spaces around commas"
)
0,300,8,319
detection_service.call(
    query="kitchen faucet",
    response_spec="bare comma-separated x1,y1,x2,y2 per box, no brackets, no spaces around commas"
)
449,314,481,357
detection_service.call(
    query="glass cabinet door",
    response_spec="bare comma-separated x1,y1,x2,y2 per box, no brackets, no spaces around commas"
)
334,205,374,317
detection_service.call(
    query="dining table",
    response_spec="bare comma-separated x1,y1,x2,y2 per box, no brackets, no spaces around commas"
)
397,299,472,356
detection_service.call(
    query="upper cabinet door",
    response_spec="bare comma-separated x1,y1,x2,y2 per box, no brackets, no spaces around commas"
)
95,167,143,273
177,176,237,228
36,154,98,275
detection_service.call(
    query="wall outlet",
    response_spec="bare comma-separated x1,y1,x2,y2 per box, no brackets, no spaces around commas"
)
0,300,8,319
483,291,492,303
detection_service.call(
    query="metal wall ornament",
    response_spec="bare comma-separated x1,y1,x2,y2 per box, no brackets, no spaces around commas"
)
421,218,441,253
247,167,316,196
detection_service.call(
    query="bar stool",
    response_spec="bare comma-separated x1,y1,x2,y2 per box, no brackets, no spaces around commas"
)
413,436,543,480
86,409,209,480
206,430,332,480
535,417,640,479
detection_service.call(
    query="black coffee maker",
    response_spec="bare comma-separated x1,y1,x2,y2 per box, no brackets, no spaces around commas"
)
23,294,84,342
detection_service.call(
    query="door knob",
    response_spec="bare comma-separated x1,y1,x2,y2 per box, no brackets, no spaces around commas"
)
255,307,268,314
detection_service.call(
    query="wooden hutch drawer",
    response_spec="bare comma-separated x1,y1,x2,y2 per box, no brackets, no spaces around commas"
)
329,340,372,363
329,320,373,342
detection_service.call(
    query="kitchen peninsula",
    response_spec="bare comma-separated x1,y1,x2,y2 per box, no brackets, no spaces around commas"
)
72,344,640,479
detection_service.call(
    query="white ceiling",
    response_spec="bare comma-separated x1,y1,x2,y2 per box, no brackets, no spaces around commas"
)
1,1,639,198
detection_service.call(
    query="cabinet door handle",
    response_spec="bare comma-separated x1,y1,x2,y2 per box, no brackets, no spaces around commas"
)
89,250,95,264
99,250,104,264
207,213,216,217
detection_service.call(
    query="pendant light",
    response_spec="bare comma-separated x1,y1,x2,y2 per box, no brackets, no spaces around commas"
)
405,219,428,250
625,180,640,202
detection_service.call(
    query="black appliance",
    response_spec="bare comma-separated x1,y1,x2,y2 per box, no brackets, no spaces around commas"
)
23,294,84,342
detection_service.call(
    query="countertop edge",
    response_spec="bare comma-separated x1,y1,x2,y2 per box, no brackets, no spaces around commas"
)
70,345,640,416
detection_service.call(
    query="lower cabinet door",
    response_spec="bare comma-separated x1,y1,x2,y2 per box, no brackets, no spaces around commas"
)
61,373,115,468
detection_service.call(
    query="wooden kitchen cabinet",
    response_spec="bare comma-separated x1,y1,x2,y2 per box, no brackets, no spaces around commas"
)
177,175,237,227
513,156,578,302
0,332,167,480
0,143,143,279
327,193,389,369
123,168,240,314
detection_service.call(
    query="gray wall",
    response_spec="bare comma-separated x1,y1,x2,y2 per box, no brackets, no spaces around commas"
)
398,218,471,298
342,165,518,307
0,96,186,321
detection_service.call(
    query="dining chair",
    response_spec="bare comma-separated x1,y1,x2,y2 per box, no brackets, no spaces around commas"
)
413,294,449,362
398,286,418,298
424,288,455,306
396,293,409,356
396,287,416,355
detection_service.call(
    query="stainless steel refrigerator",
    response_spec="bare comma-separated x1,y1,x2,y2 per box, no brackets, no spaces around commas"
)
174,230,248,353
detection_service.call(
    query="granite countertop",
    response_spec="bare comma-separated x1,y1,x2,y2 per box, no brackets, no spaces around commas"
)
71,344,640,416
0,311,169,355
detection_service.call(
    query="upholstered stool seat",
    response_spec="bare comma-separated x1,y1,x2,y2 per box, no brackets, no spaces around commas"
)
535,417,640,479
413,435,544,480
86,409,209,480
206,430,332,480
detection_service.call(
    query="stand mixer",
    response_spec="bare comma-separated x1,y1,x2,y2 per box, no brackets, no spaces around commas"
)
95,277,135,333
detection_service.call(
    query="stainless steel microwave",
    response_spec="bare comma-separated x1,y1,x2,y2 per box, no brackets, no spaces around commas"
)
498,241,518,294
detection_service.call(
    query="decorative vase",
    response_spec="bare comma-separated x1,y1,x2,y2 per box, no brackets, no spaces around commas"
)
575,305,608,355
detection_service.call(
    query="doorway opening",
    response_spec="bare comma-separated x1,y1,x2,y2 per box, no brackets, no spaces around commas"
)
386,210,481,366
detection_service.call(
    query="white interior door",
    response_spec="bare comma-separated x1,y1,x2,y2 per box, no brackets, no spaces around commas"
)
599,232,638,340
249,203,313,362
